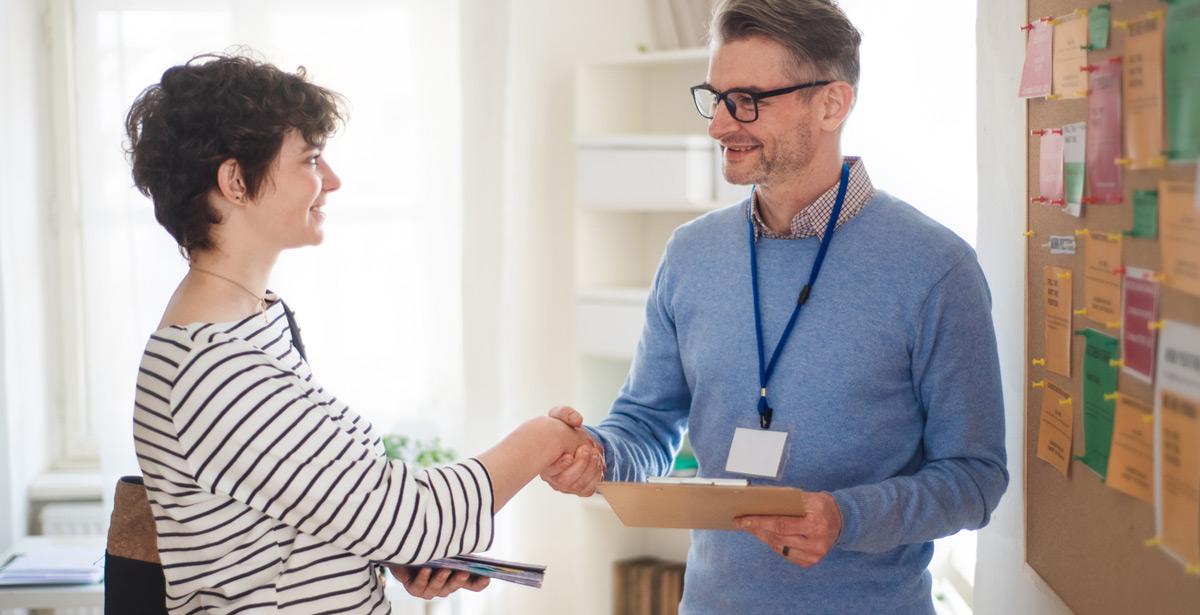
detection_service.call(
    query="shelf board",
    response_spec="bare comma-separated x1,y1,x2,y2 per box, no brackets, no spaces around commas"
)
584,47,708,67
577,286,650,304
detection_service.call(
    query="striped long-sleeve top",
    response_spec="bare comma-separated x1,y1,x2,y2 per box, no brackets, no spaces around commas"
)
132,296,494,614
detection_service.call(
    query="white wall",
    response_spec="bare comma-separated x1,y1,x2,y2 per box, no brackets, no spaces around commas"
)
0,0,55,545
972,2,1071,613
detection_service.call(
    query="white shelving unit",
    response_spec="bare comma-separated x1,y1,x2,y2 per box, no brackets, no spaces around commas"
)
571,48,748,601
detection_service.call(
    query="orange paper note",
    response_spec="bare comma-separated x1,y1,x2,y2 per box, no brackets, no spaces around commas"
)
1053,15,1088,100
1158,387,1200,565
1084,234,1122,323
1037,381,1074,476
1124,13,1165,169
1160,180,1200,297
1044,266,1073,377
1106,395,1154,503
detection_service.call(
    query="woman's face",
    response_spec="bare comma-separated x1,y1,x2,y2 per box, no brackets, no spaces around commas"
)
248,129,341,249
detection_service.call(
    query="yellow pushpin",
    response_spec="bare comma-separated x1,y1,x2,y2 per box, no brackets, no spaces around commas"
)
1149,320,1165,331
1057,272,1072,280
1107,233,1122,242
1149,156,1167,168
1074,8,1088,17
1142,414,1154,424
1032,380,1047,389
1187,564,1200,576
1024,230,1035,237
1074,308,1088,316
1152,273,1167,283
1106,320,1121,330
1059,397,1073,406
1075,89,1090,97
1032,358,1046,366
1148,9,1164,20
1046,93,1062,101
1144,536,1163,548
1113,19,1129,29
1074,229,1091,237
1104,392,1120,402
1115,158,1132,166
1109,358,1125,368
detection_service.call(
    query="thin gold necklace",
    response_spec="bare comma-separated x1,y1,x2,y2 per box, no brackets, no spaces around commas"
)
189,266,268,321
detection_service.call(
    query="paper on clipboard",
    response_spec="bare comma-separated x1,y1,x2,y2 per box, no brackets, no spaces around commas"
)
597,480,807,530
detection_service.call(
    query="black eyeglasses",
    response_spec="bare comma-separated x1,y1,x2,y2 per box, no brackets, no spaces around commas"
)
690,80,833,122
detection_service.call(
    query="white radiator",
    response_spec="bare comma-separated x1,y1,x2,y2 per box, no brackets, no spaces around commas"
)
39,502,107,615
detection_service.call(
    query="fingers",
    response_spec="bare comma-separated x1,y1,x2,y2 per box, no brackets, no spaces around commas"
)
421,568,455,599
544,444,600,490
736,514,837,569
401,566,433,598
388,564,414,584
465,575,491,592
548,405,583,427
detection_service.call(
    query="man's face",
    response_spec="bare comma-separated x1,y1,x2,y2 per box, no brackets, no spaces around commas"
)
705,36,824,187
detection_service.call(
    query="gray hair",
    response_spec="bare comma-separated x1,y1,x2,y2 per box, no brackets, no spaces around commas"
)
709,0,861,88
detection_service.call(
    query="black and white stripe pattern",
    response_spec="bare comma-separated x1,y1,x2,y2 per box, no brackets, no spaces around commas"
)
133,296,493,614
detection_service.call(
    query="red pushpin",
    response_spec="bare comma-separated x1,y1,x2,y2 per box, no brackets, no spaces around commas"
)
1080,65,1100,73
1111,266,1127,275
1051,129,1064,135
1031,196,1049,204
1031,129,1048,136
1108,56,1123,64
1020,22,1035,31
1050,199,1065,206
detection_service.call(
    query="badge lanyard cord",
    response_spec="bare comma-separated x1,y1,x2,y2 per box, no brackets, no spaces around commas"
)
750,161,850,429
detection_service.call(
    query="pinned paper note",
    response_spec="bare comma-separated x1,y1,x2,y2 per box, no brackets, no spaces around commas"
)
1089,4,1111,50
1077,328,1119,479
1053,15,1088,100
1049,235,1077,255
1165,1,1200,161
1154,321,1200,566
1038,131,1065,203
1159,180,1200,297
1044,266,1074,377
1123,13,1165,170
1084,233,1122,323
1037,381,1075,476
1085,61,1123,204
1063,122,1087,217
1106,395,1153,503
1130,190,1158,239
1019,20,1054,99
1121,268,1159,384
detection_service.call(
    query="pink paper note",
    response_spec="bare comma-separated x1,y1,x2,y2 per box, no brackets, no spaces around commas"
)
1039,131,1065,202
1019,21,1054,99
1086,61,1123,204
1122,268,1159,384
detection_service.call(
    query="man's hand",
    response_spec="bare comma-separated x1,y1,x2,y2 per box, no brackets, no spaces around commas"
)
736,491,843,568
540,406,605,497
388,565,490,600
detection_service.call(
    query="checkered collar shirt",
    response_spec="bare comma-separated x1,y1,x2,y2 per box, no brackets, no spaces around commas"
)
748,156,875,240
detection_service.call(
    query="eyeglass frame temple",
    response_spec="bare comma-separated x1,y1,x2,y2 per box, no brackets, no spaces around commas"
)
690,80,835,122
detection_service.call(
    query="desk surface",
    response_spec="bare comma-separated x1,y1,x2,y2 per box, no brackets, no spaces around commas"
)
0,535,105,609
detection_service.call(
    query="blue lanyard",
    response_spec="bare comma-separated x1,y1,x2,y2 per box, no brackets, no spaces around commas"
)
749,161,850,429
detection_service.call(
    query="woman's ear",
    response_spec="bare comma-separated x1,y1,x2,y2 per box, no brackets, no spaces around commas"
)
215,158,248,206
818,82,855,132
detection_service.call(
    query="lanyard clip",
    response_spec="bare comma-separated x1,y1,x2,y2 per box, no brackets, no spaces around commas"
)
759,406,773,429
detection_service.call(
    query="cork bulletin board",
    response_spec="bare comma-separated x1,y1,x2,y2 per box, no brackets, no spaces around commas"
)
1024,1,1200,614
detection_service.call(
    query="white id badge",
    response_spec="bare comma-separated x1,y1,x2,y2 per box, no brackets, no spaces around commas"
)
724,427,789,479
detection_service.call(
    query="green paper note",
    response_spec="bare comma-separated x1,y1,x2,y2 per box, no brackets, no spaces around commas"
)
1076,329,1119,479
1166,0,1200,160
1130,190,1158,238
1089,4,1111,50
1065,161,1085,207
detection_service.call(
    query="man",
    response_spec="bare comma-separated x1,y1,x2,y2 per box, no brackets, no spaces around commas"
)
543,0,1008,613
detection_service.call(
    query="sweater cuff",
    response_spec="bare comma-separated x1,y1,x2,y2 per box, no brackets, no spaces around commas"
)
831,488,864,550
582,425,616,481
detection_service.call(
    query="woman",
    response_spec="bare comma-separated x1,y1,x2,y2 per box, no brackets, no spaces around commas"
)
125,53,600,613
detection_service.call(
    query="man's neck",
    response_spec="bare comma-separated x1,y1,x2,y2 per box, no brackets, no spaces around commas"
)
755,155,844,235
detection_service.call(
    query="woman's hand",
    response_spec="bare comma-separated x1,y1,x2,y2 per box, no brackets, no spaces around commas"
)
388,565,490,600
540,406,605,497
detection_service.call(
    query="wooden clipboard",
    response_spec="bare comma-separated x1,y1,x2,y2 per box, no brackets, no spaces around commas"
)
596,481,807,530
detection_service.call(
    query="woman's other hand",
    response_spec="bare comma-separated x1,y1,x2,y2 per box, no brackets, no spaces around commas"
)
388,565,490,600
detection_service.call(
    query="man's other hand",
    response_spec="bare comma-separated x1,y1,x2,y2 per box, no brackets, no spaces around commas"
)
735,491,843,568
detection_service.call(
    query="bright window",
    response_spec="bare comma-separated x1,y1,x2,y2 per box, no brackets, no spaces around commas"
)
57,0,465,475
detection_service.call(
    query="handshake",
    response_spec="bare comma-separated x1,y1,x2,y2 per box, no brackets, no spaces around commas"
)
537,405,607,497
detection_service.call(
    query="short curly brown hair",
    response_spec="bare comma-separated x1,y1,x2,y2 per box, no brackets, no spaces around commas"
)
125,53,345,256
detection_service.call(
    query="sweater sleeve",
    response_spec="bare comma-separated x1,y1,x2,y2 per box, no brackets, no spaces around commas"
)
585,238,691,481
831,253,1010,553
168,337,494,565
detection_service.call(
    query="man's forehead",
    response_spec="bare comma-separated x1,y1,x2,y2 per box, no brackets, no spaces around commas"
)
706,37,806,89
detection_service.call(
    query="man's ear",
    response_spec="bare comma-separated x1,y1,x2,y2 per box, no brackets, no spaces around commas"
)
818,82,855,132
215,158,248,206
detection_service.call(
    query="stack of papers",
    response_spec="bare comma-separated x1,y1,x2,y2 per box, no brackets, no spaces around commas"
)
423,554,546,588
0,546,104,586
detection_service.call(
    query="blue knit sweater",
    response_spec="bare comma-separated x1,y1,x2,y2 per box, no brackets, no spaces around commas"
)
586,191,1008,614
